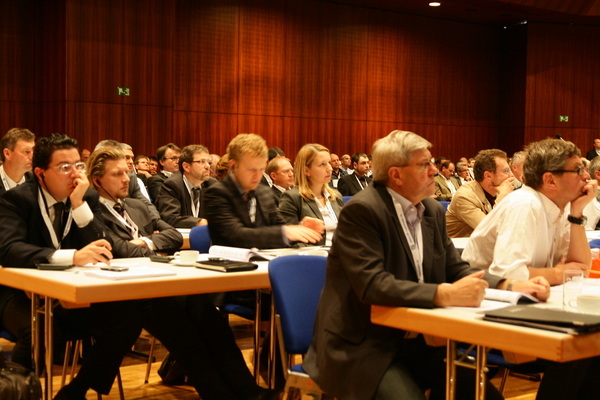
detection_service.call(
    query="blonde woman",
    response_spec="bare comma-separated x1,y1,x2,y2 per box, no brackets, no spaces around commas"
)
279,143,344,247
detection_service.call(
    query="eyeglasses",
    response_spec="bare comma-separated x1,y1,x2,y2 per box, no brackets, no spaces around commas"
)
395,161,434,172
163,157,180,161
549,165,588,176
50,162,87,174
494,168,511,175
189,159,212,166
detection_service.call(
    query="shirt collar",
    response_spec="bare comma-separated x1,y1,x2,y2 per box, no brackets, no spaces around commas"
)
386,187,425,220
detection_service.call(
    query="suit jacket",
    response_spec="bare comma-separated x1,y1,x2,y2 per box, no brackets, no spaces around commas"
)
434,174,460,201
0,180,111,316
446,180,492,238
147,171,170,203
278,188,344,247
100,197,183,258
586,149,600,161
0,171,34,197
128,172,160,219
302,183,501,400
271,185,284,206
337,174,372,196
156,171,216,228
204,174,287,249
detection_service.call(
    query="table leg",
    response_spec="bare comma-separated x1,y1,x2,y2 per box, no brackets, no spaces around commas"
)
31,294,41,378
254,289,262,383
44,296,54,400
446,340,456,400
475,346,487,400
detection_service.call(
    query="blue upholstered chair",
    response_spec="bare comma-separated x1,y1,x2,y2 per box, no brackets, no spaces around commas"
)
268,255,327,396
439,200,450,211
189,225,212,253
342,196,352,204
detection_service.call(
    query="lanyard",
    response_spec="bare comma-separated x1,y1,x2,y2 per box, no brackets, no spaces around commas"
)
38,188,74,249
103,202,139,238
355,174,366,190
395,202,424,283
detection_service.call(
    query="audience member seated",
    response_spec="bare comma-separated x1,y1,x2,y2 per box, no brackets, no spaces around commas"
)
455,161,471,186
339,153,351,174
215,154,230,180
266,156,294,206
209,153,221,178
462,138,600,399
0,133,142,400
0,127,35,195
446,149,514,237
260,146,285,187
581,156,600,230
94,140,159,219
147,143,181,202
279,143,342,247
148,156,159,175
511,150,526,189
433,161,459,201
134,154,152,183
302,130,546,400
337,152,372,196
328,153,346,189
585,138,600,161
87,147,277,400
156,144,216,228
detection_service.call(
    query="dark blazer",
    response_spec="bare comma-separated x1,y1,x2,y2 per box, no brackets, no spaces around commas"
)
278,188,344,247
204,174,287,249
302,183,502,400
271,185,284,206
100,197,183,258
0,171,34,197
128,172,160,219
156,171,216,228
337,173,372,196
147,171,170,203
586,149,600,161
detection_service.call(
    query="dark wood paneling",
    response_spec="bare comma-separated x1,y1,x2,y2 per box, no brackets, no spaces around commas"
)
122,105,173,157
66,102,124,150
172,111,238,156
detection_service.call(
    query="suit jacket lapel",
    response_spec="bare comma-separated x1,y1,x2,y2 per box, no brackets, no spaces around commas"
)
420,213,435,282
224,175,252,226
307,199,323,219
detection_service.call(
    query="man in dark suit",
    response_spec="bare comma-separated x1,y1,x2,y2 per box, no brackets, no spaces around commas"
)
302,130,549,400
0,134,142,400
0,127,36,195
88,146,276,400
266,156,294,206
156,144,216,228
586,138,600,161
147,143,181,202
328,153,347,188
337,152,372,196
204,134,323,249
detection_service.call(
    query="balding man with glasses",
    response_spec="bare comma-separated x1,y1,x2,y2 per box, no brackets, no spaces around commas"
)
156,144,217,228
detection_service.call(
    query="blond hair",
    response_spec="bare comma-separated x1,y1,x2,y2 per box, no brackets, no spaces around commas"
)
227,134,268,161
294,143,337,201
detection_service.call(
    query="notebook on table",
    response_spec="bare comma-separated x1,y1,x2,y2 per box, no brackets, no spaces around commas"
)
483,305,600,335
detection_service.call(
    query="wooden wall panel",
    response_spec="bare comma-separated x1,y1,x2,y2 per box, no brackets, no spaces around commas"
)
123,0,174,107
174,0,239,114
238,0,285,117
66,0,125,103
66,102,124,150
236,115,285,151
122,105,173,157
172,111,238,156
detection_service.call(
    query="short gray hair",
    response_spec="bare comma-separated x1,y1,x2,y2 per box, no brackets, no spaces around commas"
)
588,156,600,177
511,151,526,166
523,138,580,190
371,130,432,184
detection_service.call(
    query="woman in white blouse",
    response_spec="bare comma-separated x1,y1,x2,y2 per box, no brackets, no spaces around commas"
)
279,143,344,247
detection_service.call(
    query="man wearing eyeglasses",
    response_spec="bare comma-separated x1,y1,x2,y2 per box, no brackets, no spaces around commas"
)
0,127,36,196
0,133,142,400
156,144,217,228
446,149,515,237
147,142,181,202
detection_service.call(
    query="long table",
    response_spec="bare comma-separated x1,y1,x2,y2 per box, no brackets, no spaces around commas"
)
0,258,272,399
371,299,600,400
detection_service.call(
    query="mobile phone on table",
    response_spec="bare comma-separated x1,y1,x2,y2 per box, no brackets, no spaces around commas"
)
100,266,129,272
35,263,73,271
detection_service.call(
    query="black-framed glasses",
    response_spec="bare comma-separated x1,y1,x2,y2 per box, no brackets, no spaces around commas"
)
189,159,212,166
50,162,87,175
548,165,588,176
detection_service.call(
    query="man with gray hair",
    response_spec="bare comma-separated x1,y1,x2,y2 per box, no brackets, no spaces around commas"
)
0,127,35,196
511,150,526,189
303,130,547,400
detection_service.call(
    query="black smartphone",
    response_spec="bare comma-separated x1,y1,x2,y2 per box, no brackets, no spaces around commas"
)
35,263,73,271
100,266,129,272
150,255,174,263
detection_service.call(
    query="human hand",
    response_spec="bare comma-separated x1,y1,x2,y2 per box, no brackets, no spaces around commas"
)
570,179,598,217
69,170,90,209
300,216,325,234
433,270,488,307
73,239,113,265
550,260,589,285
496,177,515,199
195,218,208,226
283,225,323,244
511,277,551,302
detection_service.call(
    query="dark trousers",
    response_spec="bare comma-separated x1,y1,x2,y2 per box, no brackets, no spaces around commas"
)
536,357,600,400
136,294,258,400
375,336,504,400
1,290,142,395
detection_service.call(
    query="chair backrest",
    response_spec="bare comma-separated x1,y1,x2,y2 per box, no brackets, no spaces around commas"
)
343,196,352,204
268,255,327,355
439,201,450,211
189,225,211,253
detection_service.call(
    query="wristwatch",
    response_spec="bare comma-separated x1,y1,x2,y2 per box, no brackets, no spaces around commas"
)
567,215,587,226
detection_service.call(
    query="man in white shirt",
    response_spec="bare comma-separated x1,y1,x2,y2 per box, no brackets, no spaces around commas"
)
0,127,35,195
510,150,526,189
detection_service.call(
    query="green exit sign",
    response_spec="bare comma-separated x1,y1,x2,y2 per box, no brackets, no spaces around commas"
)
559,115,569,122
117,87,130,96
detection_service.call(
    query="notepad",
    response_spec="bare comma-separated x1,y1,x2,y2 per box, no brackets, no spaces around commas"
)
83,266,176,280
